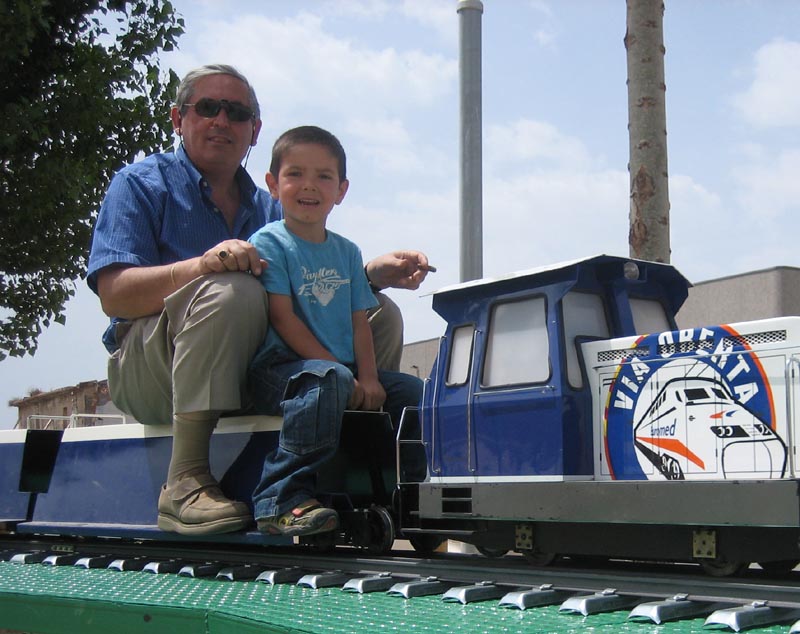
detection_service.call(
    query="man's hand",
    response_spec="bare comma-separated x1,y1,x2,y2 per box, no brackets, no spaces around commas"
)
201,239,267,276
365,250,434,291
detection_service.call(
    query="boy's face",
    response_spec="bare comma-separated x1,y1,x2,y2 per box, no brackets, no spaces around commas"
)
266,143,348,233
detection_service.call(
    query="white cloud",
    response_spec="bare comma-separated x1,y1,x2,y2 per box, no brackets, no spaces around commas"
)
399,0,459,44
170,12,456,127
346,117,423,174
482,168,629,275
733,39,800,128
486,119,595,171
733,147,800,219
527,0,558,48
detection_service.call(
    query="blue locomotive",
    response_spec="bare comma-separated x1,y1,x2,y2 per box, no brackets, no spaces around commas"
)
3,254,800,575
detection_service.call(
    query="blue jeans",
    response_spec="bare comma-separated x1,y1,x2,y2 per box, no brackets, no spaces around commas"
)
248,358,422,520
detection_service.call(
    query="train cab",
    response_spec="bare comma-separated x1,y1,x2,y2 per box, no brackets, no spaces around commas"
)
418,254,690,483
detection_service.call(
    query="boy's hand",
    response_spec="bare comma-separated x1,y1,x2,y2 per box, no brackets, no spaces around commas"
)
349,377,386,412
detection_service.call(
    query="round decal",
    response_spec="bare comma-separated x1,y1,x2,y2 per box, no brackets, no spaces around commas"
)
604,325,783,480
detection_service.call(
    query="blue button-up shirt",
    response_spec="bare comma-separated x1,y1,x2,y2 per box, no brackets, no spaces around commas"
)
87,145,282,351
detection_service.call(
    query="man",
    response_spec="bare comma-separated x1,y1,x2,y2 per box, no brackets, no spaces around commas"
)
87,64,432,536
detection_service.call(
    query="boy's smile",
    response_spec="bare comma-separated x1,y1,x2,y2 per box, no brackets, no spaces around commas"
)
266,142,349,242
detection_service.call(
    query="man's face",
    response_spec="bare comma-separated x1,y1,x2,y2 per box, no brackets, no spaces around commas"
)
171,74,261,176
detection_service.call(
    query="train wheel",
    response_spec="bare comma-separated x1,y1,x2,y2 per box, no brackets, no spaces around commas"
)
758,560,799,574
366,506,395,554
408,534,445,555
521,548,556,567
698,556,749,577
476,546,508,558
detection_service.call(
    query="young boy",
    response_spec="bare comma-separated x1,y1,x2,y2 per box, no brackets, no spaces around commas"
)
248,126,423,537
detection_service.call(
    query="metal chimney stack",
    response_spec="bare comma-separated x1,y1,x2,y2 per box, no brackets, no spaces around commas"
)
457,0,483,282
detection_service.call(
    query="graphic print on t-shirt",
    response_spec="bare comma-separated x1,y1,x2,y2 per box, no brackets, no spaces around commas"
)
298,266,350,306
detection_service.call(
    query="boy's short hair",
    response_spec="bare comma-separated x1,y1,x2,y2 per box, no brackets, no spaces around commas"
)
270,125,347,181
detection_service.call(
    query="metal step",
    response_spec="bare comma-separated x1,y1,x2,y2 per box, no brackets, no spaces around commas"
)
499,584,571,610
628,594,731,624
559,588,642,616
387,576,453,598
255,567,306,585
342,572,397,593
297,570,352,589
705,601,800,632
442,580,510,604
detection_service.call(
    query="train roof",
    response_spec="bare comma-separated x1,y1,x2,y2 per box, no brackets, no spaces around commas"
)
431,254,691,315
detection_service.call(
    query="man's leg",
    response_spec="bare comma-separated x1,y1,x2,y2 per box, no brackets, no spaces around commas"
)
367,292,404,372
377,369,423,429
110,273,268,534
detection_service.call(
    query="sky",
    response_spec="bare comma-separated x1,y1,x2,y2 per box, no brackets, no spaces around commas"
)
3,0,800,428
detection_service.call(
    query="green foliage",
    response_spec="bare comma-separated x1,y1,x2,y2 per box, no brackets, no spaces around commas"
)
0,0,184,359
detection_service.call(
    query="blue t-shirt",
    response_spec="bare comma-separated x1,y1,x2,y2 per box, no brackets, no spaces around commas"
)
87,145,282,351
249,221,378,367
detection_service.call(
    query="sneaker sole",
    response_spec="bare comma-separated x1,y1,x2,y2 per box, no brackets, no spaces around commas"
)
157,512,252,536
261,513,339,537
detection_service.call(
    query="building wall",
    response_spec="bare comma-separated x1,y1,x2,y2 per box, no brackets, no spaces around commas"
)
12,381,128,429
676,266,800,329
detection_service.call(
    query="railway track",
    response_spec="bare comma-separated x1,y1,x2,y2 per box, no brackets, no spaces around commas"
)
3,534,800,632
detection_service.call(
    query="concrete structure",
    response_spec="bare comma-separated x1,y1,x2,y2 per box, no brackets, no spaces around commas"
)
676,266,800,329
9,380,128,430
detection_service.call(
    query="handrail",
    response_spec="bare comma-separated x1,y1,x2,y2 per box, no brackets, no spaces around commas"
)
466,328,481,473
23,412,128,429
429,335,446,474
784,356,800,478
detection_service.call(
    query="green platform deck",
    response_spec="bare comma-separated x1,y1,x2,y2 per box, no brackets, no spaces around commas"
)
0,561,793,634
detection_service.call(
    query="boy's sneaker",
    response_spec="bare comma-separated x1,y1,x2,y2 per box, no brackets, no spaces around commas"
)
157,473,251,535
257,499,339,536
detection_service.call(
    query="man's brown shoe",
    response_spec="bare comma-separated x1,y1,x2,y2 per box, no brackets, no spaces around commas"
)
157,473,251,535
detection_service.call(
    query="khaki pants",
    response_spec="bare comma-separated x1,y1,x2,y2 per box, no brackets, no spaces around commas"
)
108,272,404,425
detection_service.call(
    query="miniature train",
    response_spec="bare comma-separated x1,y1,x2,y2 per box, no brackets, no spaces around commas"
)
2,254,800,576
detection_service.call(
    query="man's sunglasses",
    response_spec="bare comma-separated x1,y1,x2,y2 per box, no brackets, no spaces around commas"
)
183,98,255,123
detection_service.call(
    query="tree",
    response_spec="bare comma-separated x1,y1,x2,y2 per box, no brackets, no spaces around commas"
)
625,0,670,263
0,0,184,360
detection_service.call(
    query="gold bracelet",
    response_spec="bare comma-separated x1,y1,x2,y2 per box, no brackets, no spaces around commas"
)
170,263,178,289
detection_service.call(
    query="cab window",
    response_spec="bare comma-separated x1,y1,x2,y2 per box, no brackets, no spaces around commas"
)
630,297,670,334
483,296,549,387
446,325,475,386
562,292,610,388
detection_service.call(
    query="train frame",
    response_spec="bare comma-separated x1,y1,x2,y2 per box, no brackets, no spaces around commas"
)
3,254,800,576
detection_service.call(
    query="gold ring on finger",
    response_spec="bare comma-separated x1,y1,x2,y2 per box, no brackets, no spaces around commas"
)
218,249,229,261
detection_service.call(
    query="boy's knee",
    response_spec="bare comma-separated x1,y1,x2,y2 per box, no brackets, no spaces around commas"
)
322,363,356,402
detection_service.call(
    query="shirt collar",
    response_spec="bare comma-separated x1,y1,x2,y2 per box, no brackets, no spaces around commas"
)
175,144,258,203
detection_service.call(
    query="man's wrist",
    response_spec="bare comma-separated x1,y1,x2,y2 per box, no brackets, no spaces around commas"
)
364,265,381,293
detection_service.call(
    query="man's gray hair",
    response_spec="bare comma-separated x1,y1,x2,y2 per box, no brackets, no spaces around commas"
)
174,64,260,119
